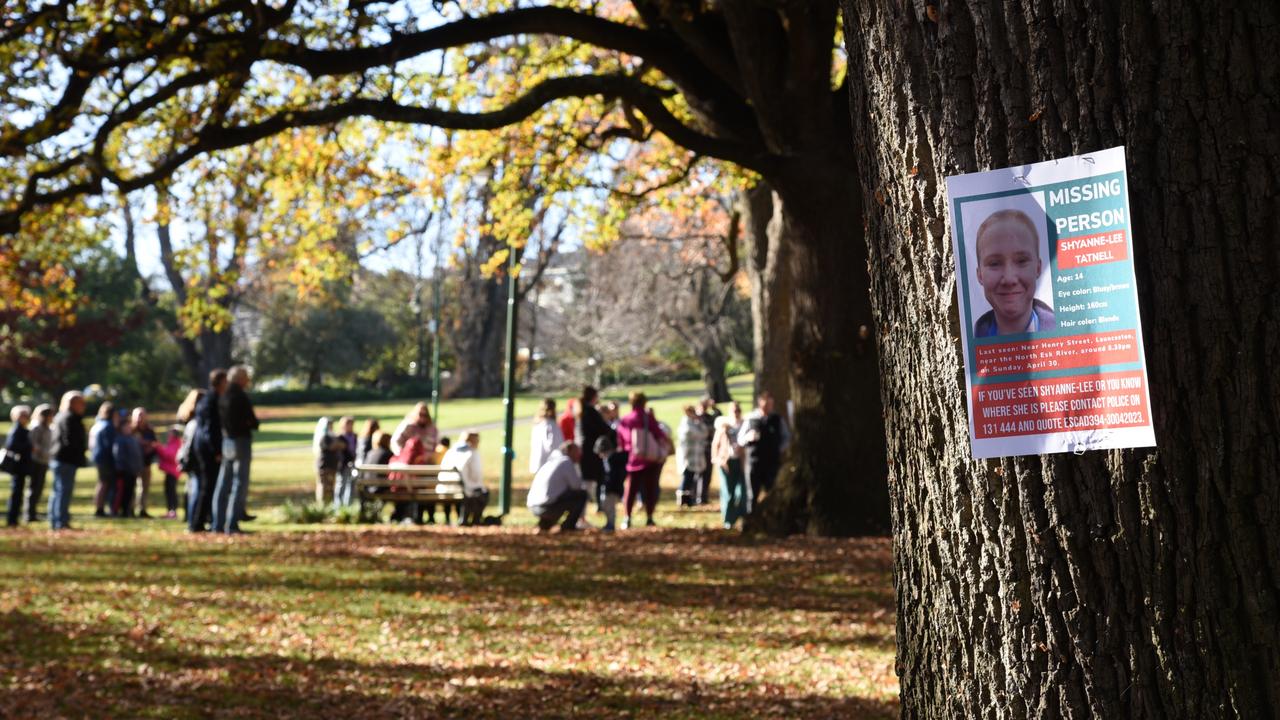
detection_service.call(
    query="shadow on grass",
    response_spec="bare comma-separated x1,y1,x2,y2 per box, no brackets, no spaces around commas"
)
2,528,894,619
0,609,897,719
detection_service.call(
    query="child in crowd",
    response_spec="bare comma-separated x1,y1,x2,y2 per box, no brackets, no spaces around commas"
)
112,417,144,518
593,436,626,532
153,424,184,519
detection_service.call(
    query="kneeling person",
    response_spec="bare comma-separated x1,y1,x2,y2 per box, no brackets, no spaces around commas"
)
526,442,587,533
441,431,486,526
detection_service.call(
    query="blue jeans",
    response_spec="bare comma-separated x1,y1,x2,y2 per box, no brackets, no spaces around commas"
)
334,465,356,509
47,461,78,530
212,437,252,533
719,459,748,528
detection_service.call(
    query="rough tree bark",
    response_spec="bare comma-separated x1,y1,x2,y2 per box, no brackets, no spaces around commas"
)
748,159,891,536
740,181,792,408
841,1,1279,717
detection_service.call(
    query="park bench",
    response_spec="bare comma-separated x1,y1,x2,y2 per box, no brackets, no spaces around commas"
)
354,463,466,519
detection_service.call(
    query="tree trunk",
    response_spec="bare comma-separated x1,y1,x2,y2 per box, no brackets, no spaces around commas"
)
840,1,1280,716
694,340,730,404
747,161,891,537
741,182,792,408
156,218,234,386
447,272,506,398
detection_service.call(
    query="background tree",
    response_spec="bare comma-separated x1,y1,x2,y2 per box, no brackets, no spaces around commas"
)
254,286,392,389
614,164,750,402
146,121,418,384
840,1,1279,716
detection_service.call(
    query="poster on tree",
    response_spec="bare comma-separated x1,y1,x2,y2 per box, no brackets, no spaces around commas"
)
946,146,1157,459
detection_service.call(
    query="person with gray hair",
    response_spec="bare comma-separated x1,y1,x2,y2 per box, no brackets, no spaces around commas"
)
25,404,53,522
526,441,588,533
212,365,259,534
4,406,33,527
48,391,88,530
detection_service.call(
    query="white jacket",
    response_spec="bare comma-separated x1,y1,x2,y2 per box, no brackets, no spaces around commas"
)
528,418,564,473
676,416,710,475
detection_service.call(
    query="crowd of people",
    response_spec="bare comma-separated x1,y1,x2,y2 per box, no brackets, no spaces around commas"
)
521,386,791,533
1,365,262,532
4,369,792,534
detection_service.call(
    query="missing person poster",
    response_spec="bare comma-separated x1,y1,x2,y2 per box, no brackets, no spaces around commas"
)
946,146,1157,459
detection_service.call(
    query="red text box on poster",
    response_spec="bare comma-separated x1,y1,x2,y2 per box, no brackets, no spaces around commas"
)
1058,230,1129,269
975,331,1139,377
972,370,1151,439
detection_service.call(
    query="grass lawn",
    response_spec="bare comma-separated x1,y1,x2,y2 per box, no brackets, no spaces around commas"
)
0,375,899,717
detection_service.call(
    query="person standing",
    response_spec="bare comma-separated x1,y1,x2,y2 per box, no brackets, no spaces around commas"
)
675,405,710,508
528,398,564,474
48,391,88,531
189,371,226,532
4,406,33,527
557,398,577,448
390,402,438,457
697,396,721,505
154,424,184,519
356,419,380,463
737,391,791,508
334,416,358,508
131,407,157,518
615,392,669,529
440,431,486,526
174,389,204,523
312,417,343,505
25,404,53,523
212,365,259,534
592,436,625,532
112,416,144,518
575,386,611,512
89,402,117,517
711,403,747,529
526,442,588,533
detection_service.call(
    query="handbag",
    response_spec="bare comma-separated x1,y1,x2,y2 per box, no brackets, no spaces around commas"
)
0,448,22,475
630,425,665,464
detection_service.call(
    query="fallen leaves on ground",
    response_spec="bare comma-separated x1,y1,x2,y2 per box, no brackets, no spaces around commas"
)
0,525,897,719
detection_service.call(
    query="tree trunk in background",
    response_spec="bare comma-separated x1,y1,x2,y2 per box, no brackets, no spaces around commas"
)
447,270,506,398
156,219,234,387
741,182,791,408
747,161,891,537
695,341,730,404
841,1,1279,716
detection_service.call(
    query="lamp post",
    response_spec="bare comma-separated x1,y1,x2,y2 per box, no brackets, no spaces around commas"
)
430,250,443,423
499,246,519,516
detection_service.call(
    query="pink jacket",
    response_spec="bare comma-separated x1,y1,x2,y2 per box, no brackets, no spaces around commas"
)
155,435,183,477
616,409,668,473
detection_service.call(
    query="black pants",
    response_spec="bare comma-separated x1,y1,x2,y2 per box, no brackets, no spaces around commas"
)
460,489,489,526
164,473,179,512
531,488,588,531
747,457,779,507
117,473,137,518
6,471,27,526
697,466,713,505
26,462,46,521
188,453,217,531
